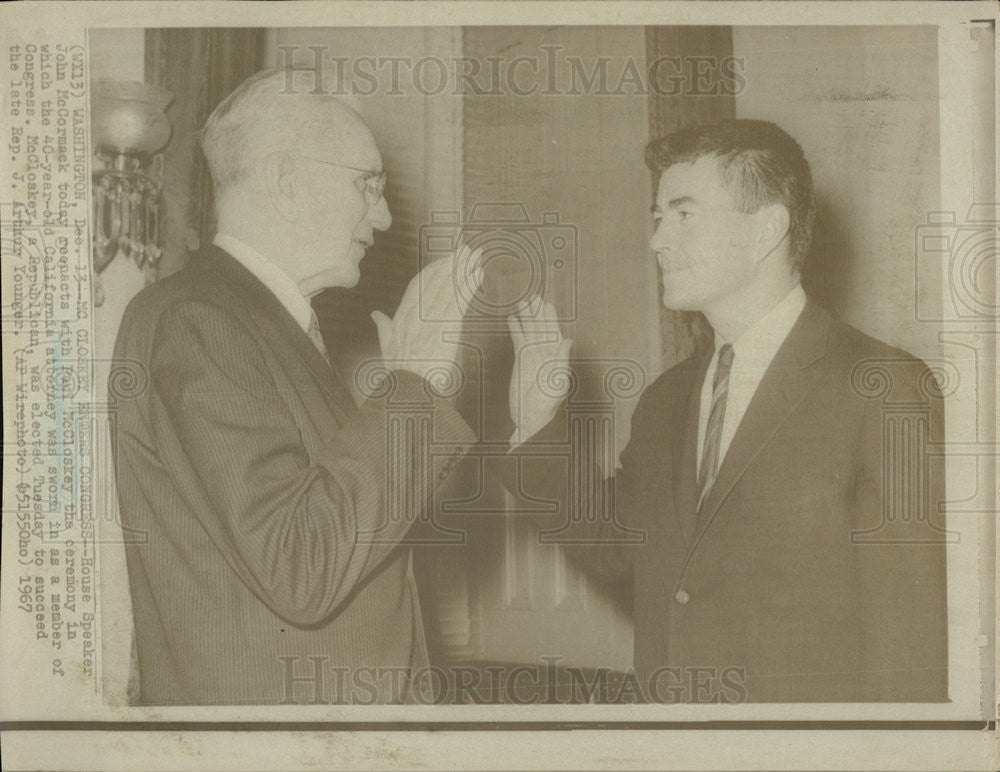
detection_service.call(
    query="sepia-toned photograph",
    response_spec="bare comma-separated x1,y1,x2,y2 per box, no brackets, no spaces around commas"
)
1,2,996,770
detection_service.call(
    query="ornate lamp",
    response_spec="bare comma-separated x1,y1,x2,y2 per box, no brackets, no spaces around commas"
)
90,81,173,295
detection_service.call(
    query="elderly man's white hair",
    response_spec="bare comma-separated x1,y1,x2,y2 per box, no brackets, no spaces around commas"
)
201,69,365,198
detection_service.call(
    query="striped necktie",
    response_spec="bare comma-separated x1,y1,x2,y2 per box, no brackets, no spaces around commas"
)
307,311,331,366
696,343,734,517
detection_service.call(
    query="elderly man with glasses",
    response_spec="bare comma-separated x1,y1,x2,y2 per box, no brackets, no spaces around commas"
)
111,69,482,705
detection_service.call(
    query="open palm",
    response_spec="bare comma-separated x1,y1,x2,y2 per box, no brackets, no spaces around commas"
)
371,244,484,391
507,296,573,444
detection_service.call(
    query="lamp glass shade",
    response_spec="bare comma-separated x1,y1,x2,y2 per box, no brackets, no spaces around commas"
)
91,80,173,154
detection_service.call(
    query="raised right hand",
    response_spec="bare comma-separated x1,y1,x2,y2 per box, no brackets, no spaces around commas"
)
507,295,573,445
370,243,484,386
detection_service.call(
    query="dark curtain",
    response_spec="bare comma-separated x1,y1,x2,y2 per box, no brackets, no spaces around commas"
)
646,26,736,361
145,29,266,277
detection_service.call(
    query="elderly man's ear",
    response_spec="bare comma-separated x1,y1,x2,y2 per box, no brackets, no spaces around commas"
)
262,152,301,223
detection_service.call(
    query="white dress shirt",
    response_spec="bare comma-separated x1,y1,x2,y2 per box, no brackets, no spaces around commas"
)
696,284,807,476
214,233,314,334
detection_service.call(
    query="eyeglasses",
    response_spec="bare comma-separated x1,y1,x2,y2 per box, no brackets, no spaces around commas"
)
296,155,387,203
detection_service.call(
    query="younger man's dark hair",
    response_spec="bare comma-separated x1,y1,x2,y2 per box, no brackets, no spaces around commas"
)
645,119,816,272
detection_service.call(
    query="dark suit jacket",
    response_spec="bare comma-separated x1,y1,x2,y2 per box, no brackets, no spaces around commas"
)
111,245,476,705
512,299,948,702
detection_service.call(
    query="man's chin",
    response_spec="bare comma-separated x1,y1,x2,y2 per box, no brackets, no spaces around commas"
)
660,286,696,312
298,266,361,296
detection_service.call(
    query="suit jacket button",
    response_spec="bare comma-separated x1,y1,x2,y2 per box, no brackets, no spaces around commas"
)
674,589,690,605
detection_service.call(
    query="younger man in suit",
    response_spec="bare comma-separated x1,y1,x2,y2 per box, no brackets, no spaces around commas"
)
508,120,948,702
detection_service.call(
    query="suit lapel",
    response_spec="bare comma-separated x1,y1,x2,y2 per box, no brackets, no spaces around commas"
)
674,349,712,546
196,246,358,416
692,300,832,541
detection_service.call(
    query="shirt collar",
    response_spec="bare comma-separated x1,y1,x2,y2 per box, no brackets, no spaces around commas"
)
715,284,807,368
213,233,314,333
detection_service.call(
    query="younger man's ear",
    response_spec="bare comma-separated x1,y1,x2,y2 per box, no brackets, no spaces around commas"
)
755,202,791,262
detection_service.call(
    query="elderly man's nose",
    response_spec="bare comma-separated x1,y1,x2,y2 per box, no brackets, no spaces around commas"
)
369,196,392,231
